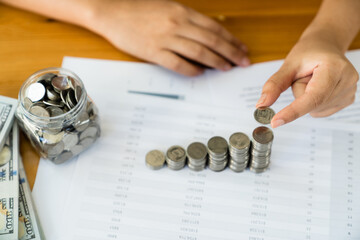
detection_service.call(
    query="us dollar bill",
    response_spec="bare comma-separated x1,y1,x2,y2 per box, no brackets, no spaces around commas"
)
18,157,44,240
0,96,17,152
0,123,19,240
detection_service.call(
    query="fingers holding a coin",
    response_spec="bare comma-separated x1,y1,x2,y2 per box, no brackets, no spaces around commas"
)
256,65,296,109
259,59,359,128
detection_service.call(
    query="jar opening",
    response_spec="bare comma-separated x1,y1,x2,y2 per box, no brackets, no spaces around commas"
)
18,67,87,124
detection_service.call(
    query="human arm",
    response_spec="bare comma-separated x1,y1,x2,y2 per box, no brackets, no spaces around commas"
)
256,0,360,128
0,0,249,76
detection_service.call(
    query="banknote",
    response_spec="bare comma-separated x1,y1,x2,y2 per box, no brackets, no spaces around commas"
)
18,158,44,240
0,123,19,240
0,96,17,152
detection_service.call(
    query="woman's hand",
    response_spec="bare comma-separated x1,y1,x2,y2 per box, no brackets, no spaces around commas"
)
256,35,359,128
89,0,249,76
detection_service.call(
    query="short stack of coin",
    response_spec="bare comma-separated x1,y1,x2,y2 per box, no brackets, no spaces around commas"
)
250,126,273,173
165,145,187,170
228,132,251,172
145,150,166,170
207,136,229,172
186,142,208,171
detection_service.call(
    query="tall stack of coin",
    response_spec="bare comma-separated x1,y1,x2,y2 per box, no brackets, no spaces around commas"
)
207,136,229,172
250,126,273,173
187,142,207,171
228,132,251,172
165,145,187,170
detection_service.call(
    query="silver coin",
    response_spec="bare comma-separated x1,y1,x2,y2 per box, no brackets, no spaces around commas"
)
79,126,98,140
46,106,64,117
60,89,68,103
254,107,275,124
249,166,268,174
167,163,185,171
75,85,82,102
43,100,64,108
80,137,95,149
252,126,274,144
68,76,77,89
166,145,186,163
187,142,207,161
145,150,165,170
63,133,79,150
46,87,60,101
51,76,70,92
29,105,50,118
208,160,227,172
23,97,33,111
74,112,90,132
0,146,11,166
26,82,46,102
53,151,73,164
70,145,84,156
66,89,77,109
187,162,205,171
207,136,228,155
43,131,64,144
46,141,65,157
229,132,250,150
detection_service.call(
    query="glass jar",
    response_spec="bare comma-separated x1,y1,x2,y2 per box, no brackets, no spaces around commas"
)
16,67,100,164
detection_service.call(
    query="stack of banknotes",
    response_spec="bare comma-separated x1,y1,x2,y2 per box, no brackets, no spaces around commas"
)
0,96,44,240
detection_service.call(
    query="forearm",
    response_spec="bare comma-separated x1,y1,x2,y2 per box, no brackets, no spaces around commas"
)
0,0,99,29
300,0,360,53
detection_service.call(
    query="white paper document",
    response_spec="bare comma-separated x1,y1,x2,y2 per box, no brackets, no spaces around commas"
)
32,51,360,240
59,93,359,240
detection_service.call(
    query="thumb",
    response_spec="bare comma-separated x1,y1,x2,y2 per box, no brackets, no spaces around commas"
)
256,64,296,108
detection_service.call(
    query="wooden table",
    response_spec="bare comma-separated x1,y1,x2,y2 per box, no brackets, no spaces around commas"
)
1,0,359,190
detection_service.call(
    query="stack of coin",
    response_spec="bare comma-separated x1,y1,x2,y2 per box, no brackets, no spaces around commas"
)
228,132,251,172
165,145,187,170
207,136,229,172
250,126,273,173
186,142,207,171
17,70,100,164
145,150,165,170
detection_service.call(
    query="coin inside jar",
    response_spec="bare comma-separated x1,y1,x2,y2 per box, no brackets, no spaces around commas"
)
23,97,33,111
26,82,46,102
254,107,275,124
29,105,50,118
51,76,70,92
145,150,165,170
46,106,64,117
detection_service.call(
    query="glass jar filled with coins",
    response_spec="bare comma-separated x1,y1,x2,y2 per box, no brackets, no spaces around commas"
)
16,67,100,164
